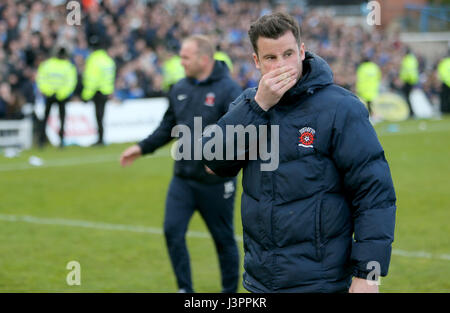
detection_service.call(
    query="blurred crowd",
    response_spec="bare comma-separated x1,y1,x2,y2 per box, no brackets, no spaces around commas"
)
0,0,446,119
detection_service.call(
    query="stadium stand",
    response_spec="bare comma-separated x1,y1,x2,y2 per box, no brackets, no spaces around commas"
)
0,0,448,146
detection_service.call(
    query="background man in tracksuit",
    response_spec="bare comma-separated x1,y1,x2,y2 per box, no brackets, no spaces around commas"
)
202,13,396,293
120,35,242,293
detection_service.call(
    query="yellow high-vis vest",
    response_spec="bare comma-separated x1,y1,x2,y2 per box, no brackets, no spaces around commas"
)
36,57,77,101
82,49,116,101
438,57,450,88
161,55,185,92
356,61,382,102
399,53,419,85
214,51,233,72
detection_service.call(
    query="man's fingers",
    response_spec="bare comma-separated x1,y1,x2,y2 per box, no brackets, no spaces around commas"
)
283,75,298,90
121,155,136,167
265,66,295,80
255,66,298,110
259,73,297,101
273,70,297,86
276,75,298,95
272,71,293,84
265,66,289,78
272,71,297,90
120,146,140,167
120,154,129,167
267,69,297,87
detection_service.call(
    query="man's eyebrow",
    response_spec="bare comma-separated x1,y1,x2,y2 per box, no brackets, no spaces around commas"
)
261,53,275,58
261,49,295,58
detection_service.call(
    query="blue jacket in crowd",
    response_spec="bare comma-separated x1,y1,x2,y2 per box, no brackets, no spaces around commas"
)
138,60,242,184
202,52,397,292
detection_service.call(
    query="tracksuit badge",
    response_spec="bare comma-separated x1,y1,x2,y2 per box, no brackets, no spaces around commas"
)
298,127,315,148
204,92,216,107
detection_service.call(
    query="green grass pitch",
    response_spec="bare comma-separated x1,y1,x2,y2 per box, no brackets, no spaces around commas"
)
0,116,449,292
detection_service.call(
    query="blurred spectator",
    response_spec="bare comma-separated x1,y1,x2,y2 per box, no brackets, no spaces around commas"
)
0,0,447,116
0,81,25,119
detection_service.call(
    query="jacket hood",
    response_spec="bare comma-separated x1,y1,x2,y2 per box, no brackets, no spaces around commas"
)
286,51,334,98
188,60,230,85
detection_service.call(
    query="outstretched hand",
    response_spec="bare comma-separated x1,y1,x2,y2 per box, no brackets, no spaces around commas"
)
120,144,142,167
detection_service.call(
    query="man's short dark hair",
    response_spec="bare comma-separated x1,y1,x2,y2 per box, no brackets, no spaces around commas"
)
248,12,301,56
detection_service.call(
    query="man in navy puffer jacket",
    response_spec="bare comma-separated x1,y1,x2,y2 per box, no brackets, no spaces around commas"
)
202,13,396,293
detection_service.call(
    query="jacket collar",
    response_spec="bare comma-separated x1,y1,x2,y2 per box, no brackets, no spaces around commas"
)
188,60,230,85
287,51,334,98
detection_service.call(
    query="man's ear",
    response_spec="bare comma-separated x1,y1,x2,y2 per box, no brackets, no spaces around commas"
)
253,52,260,70
201,54,210,66
299,42,306,61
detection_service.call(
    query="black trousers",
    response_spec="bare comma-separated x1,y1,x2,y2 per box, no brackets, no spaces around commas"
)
163,176,239,293
92,92,108,144
441,83,450,113
402,83,414,117
40,95,67,146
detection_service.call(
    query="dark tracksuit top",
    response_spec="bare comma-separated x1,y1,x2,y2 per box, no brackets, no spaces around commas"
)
202,52,397,293
138,60,242,184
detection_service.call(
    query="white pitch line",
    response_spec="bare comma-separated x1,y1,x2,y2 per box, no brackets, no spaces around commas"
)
0,213,222,241
0,155,118,171
0,213,449,262
1,123,449,171
0,151,169,172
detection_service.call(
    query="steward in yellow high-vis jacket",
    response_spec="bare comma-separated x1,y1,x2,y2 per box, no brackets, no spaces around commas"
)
399,50,419,116
36,47,77,147
81,36,116,145
437,56,450,113
356,60,381,115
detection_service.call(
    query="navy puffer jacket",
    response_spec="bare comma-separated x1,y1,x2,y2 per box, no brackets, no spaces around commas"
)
202,52,396,292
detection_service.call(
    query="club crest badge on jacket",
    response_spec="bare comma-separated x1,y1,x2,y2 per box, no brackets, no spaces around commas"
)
298,127,315,148
204,92,216,107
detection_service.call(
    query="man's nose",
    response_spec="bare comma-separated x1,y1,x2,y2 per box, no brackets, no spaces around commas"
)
274,59,287,69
